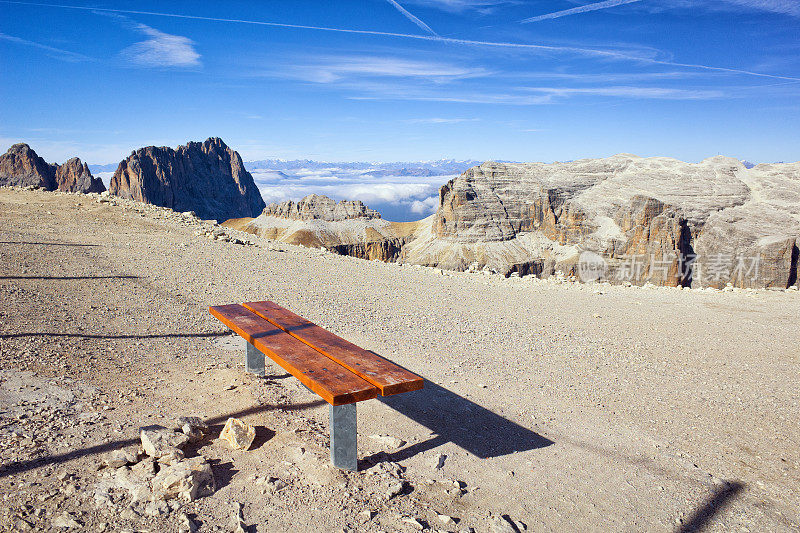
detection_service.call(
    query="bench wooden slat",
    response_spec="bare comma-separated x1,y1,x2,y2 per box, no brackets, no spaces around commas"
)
209,304,378,405
242,301,424,396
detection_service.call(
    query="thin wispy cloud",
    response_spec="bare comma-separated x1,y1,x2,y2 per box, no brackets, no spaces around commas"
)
406,0,513,13
5,1,800,82
0,31,89,62
521,0,643,23
120,23,201,68
344,79,726,104
273,55,489,83
385,0,438,35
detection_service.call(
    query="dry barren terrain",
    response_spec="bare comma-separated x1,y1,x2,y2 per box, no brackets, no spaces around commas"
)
1,187,798,532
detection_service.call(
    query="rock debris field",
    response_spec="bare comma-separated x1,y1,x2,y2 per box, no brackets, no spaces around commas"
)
0,186,798,532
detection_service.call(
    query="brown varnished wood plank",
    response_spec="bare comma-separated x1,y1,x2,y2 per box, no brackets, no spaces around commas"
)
209,304,378,405
242,301,424,396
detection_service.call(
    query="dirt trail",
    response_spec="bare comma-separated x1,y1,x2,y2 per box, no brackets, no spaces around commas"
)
1,187,798,532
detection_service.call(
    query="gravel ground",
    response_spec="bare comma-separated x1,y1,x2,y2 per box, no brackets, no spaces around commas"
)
0,186,798,532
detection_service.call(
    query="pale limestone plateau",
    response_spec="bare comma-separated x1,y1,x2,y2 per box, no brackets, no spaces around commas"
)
109,137,265,222
230,155,800,289
264,194,381,221
0,143,105,193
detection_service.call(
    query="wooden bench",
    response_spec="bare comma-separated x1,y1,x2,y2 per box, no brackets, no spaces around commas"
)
209,301,423,471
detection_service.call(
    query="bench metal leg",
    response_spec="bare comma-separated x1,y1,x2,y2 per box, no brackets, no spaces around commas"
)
245,343,265,377
330,403,357,471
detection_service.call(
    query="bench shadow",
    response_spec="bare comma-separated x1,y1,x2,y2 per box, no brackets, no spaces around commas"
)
1,331,230,340
677,481,745,533
0,241,100,247
366,380,553,463
0,275,138,280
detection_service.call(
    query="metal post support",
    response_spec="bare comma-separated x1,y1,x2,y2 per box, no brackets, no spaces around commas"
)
245,342,265,377
330,403,357,471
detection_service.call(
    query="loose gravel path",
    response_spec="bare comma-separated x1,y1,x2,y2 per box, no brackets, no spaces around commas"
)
1,187,798,532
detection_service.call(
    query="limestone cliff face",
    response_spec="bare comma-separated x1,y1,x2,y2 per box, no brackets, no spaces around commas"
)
54,157,105,193
263,194,381,221
0,143,105,193
109,138,265,222
431,155,800,288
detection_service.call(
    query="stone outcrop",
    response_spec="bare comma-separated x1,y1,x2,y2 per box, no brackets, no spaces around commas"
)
0,143,104,193
225,194,406,261
54,157,105,193
109,137,265,222
263,194,381,221
428,155,800,288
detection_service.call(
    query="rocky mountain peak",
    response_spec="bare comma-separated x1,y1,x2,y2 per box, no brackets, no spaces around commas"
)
0,143,105,193
109,137,265,222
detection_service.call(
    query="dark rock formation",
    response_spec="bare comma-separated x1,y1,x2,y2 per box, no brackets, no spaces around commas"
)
109,138,265,222
263,194,381,221
55,157,105,193
0,143,56,190
0,143,105,193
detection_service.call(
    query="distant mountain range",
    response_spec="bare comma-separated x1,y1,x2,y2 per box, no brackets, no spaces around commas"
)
91,158,484,177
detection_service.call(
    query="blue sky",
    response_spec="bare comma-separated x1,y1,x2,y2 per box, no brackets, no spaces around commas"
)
1,0,799,165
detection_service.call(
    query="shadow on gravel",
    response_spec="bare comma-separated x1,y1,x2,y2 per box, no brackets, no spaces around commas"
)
677,481,745,533
0,400,325,479
0,275,138,280
0,331,229,340
367,380,553,463
0,242,100,247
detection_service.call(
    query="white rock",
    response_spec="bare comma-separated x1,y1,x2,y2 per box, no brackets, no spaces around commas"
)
140,426,189,459
52,512,82,529
151,456,215,502
220,418,256,450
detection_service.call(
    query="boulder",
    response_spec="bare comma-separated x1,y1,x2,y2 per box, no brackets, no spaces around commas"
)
220,417,256,450
140,425,190,460
151,456,215,501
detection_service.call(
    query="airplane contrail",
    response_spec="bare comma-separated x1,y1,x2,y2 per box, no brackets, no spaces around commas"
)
385,0,438,36
521,0,643,23
4,1,800,82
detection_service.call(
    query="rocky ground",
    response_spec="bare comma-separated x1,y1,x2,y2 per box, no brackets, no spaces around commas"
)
0,186,798,532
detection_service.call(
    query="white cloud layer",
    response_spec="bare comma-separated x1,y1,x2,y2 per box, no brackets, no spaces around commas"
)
250,167,452,220
120,24,201,68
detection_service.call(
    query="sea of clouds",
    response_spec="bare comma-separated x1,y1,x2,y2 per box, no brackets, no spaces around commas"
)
91,159,481,222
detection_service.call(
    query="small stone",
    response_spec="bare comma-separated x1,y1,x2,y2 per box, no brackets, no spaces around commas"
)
175,416,209,443
140,426,190,459
431,453,447,470
220,418,256,451
52,512,82,529
151,456,215,502
358,510,376,521
386,480,404,499
144,500,170,517
490,516,518,533
369,434,406,449
178,512,198,532
103,449,139,468
438,514,457,527
402,517,425,530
